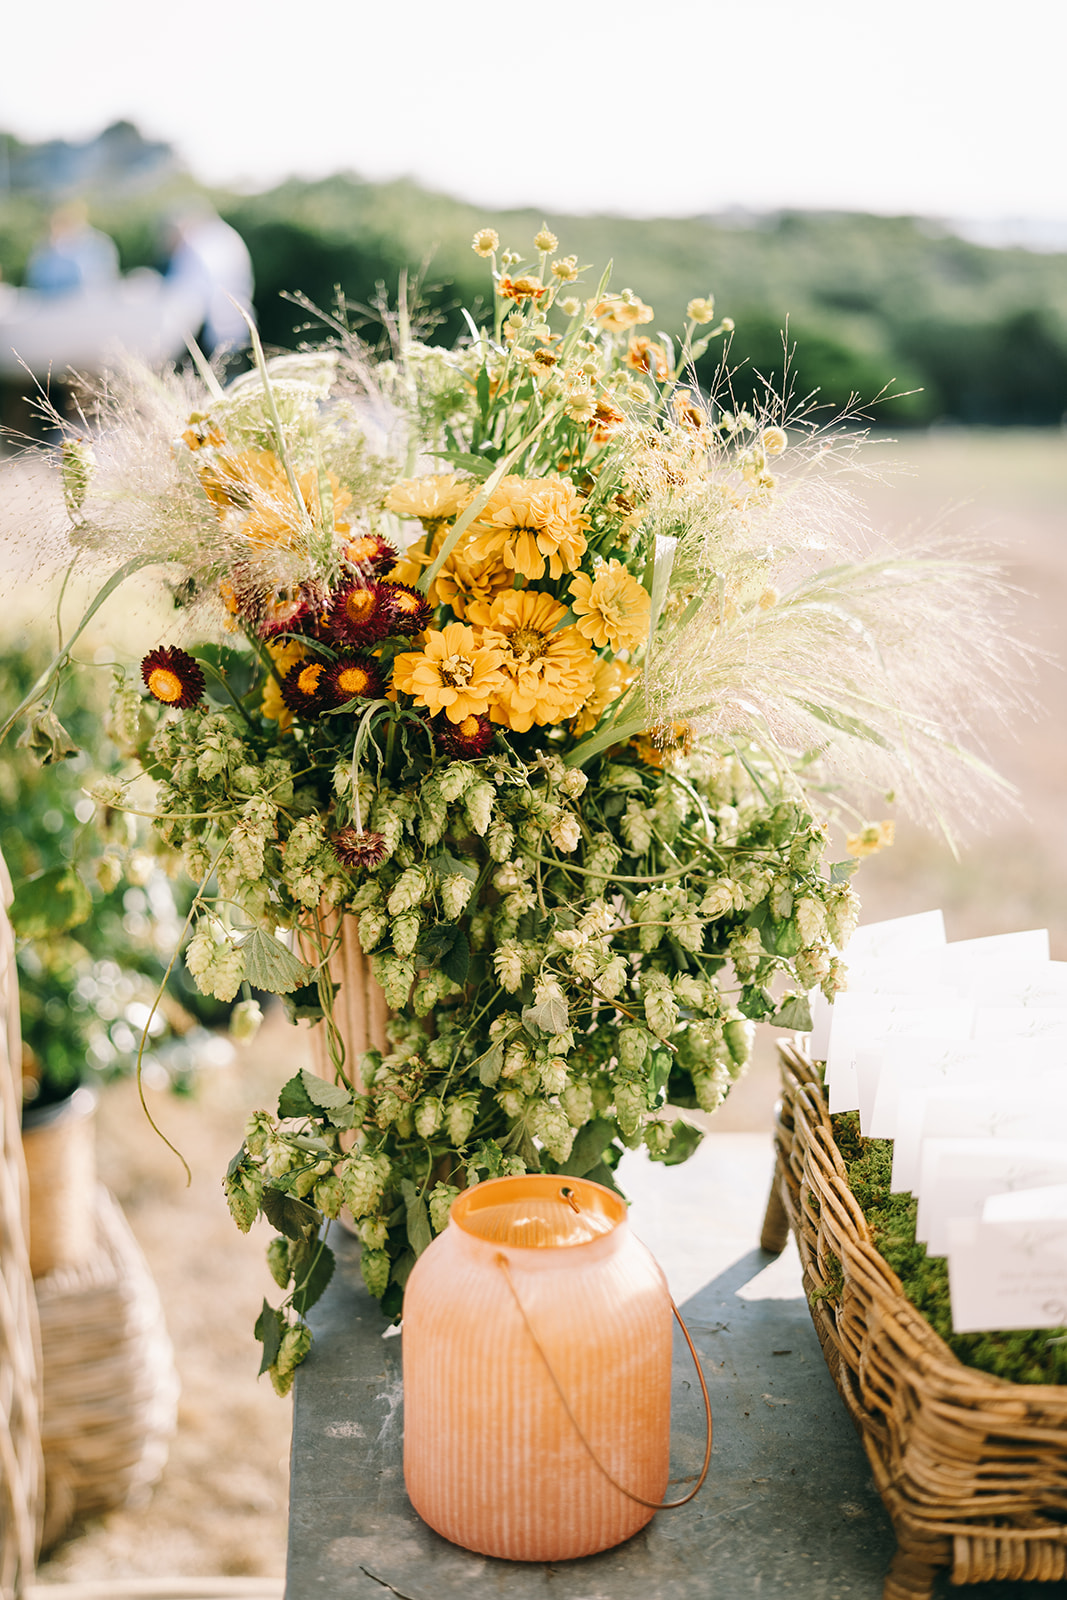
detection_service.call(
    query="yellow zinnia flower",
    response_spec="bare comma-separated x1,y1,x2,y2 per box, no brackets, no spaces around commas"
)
435,542,514,620
198,449,352,550
571,658,637,735
569,560,650,653
385,474,474,525
466,590,596,733
391,622,506,724
466,475,588,582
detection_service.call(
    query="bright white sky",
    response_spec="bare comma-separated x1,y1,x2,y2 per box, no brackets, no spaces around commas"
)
3,0,1065,224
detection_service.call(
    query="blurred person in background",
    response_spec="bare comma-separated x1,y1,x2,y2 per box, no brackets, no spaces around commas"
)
164,205,255,369
25,201,120,297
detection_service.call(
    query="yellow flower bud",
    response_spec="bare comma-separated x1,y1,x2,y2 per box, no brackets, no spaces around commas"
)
761,426,788,456
686,296,715,325
534,224,559,252
472,228,499,257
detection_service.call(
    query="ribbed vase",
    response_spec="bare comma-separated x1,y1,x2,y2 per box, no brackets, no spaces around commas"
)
302,911,389,1087
402,1174,673,1560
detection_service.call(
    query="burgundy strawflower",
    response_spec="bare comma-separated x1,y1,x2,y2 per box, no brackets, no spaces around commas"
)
381,581,432,637
340,531,399,578
141,646,205,709
326,579,395,647
256,585,323,641
280,658,331,718
332,827,388,869
431,711,494,758
322,653,386,706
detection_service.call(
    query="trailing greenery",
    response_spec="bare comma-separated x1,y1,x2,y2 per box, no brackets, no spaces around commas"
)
832,1111,1067,1386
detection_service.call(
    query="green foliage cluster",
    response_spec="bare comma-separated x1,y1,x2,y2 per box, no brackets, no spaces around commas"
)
832,1111,1067,1386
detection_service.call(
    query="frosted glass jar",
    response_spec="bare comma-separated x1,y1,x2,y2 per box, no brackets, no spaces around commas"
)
402,1173,673,1560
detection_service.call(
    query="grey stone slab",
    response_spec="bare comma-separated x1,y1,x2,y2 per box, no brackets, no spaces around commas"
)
286,1230,900,1600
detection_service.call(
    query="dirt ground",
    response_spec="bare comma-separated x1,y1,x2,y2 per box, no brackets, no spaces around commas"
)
15,427,1067,1582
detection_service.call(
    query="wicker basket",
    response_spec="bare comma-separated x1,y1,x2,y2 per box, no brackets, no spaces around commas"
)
35,1184,179,1552
761,1039,1067,1600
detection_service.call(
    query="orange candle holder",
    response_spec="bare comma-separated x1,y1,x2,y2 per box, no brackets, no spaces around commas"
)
402,1173,710,1561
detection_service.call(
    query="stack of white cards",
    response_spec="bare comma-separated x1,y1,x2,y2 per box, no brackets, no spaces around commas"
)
814,911,1067,1333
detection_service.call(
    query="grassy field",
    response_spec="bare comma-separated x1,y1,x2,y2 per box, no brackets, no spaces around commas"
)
7,426,1066,1580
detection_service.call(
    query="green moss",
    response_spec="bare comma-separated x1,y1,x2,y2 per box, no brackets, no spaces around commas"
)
831,1111,1067,1387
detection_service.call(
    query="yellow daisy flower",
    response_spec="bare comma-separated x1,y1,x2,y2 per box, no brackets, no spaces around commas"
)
391,622,506,724
466,590,596,733
568,560,651,653
466,475,588,582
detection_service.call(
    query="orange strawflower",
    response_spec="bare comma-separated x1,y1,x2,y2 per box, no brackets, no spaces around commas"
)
625,336,670,381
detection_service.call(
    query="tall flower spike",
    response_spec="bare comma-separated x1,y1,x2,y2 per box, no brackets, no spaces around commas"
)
141,647,204,709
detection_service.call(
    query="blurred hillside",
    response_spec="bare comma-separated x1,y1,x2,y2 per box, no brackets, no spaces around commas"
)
3,123,1067,425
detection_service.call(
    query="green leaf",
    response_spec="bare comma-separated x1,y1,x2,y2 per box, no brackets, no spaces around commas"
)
440,930,470,986
299,1068,351,1113
773,994,814,1031
648,1050,672,1103
557,1117,617,1178
10,864,92,939
291,1241,336,1316
282,981,331,1024
431,449,495,480
390,1248,417,1290
400,1178,433,1258
473,1040,504,1087
796,699,891,749
429,850,479,884
277,1073,319,1120
522,994,568,1035
16,708,79,764
830,858,860,884
240,928,315,995
261,1187,320,1242
254,1300,284,1376
648,1119,704,1167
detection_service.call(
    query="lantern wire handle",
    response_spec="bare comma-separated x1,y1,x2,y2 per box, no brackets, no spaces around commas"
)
497,1254,713,1510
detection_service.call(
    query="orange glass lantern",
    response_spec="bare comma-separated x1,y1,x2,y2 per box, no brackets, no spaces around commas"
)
402,1173,709,1561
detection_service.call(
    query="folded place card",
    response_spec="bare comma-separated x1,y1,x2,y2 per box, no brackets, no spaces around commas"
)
985,1183,1067,1221
809,909,946,1059
976,1007,1067,1040
948,1214,1067,1332
827,996,973,1114
893,1085,1067,1193
917,1138,1067,1256
867,1036,1066,1143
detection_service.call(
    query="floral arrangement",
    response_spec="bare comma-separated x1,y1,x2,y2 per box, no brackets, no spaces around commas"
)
4,225,1022,1393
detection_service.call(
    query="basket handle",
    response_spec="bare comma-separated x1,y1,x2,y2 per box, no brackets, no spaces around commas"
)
497,1252,713,1510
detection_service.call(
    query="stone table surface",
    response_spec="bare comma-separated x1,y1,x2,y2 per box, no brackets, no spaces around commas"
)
285,1133,1057,1600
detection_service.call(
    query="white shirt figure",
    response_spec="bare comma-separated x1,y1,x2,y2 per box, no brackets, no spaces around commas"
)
166,210,255,355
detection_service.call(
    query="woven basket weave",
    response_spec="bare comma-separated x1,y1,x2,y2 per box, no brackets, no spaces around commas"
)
35,1185,179,1552
761,1039,1067,1600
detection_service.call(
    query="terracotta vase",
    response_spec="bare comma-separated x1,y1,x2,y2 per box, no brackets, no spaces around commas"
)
302,911,389,1087
401,1174,674,1560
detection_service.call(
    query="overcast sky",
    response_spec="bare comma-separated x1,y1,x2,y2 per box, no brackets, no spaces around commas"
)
3,0,1065,227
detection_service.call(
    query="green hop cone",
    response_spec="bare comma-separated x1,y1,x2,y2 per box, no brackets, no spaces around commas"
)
444,1094,478,1147
428,1182,460,1234
266,1236,292,1289
224,1163,262,1233
313,1172,344,1219
270,1323,313,1396
465,779,496,836
617,1027,649,1072
414,1097,442,1139
528,1101,574,1163
723,1016,755,1069
387,866,429,916
360,1248,391,1300
341,1153,385,1217
614,1080,644,1139
561,1079,594,1128
392,911,421,959
643,1120,673,1157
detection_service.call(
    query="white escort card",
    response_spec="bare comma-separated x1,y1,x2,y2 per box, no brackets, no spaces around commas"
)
808,909,946,1059
948,1212,1067,1332
893,1084,1067,1193
865,1035,1067,1143
826,995,973,1114
916,1139,1067,1257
